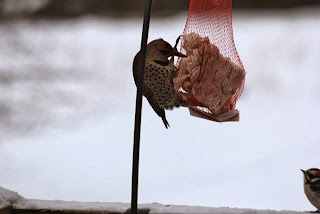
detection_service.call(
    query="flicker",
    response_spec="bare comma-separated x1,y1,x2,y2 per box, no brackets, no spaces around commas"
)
133,38,186,128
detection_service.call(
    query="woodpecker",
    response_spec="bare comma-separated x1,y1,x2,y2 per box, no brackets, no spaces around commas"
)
301,168,320,212
133,38,186,128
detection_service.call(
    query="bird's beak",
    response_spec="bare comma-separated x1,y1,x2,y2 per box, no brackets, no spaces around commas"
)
172,48,187,58
301,169,306,174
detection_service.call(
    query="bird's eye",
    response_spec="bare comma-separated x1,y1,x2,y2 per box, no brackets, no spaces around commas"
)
307,172,316,179
160,50,170,55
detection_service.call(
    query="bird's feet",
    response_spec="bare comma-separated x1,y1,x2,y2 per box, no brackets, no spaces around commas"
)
309,210,320,213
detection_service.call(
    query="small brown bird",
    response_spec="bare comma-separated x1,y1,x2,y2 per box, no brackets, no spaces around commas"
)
301,168,320,212
133,38,186,128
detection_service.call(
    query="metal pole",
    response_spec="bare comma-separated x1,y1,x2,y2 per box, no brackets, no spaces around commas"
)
131,0,153,214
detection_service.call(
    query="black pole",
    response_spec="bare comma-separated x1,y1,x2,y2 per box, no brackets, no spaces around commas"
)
131,0,153,214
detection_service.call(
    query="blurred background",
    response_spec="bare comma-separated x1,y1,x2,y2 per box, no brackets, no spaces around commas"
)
0,0,320,18
0,0,319,212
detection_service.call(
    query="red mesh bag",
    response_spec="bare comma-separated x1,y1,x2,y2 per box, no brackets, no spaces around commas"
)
174,0,245,122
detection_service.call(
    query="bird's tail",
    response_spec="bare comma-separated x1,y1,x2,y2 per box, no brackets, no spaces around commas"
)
162,116,170,129
147,97,171,129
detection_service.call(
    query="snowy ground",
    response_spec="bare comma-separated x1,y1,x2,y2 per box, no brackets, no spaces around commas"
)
0,186,307,214
0,7,319,212
0,186,24,209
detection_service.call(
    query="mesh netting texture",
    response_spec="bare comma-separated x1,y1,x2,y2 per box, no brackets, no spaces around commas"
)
174,0,245,122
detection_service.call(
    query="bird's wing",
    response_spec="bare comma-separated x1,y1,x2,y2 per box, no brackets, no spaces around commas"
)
310,180,320,193
132,52,140,86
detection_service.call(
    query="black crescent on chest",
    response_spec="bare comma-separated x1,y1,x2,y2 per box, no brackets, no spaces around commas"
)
153,60,169,66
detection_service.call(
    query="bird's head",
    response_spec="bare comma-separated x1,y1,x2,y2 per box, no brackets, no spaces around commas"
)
146,38,186,63
301,168,320,184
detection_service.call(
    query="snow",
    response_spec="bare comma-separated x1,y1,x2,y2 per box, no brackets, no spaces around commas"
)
14,199,129,213
0,186,308,213
14,200,306,214
0,7,319,213
144,204,304,214
0,186,24,209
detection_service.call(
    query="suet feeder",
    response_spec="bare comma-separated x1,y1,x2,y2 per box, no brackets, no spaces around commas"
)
131,0,245,213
